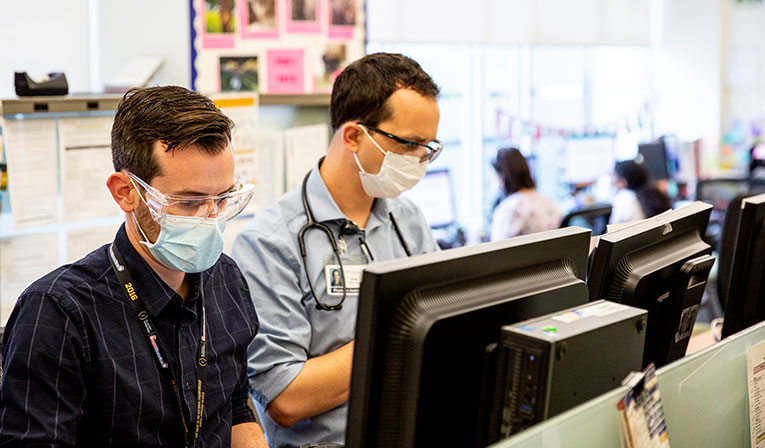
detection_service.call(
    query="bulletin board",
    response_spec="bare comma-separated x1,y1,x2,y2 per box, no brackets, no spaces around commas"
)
191,0,366,94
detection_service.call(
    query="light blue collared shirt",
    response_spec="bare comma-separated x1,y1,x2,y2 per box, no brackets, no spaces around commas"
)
231,164,438,448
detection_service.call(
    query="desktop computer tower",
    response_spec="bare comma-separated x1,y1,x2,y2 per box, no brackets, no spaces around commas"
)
490,300,647,441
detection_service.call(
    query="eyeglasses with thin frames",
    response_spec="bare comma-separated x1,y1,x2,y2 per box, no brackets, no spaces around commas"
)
357,122,443,163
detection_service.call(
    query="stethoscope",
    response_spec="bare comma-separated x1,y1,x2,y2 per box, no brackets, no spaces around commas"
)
298,169,411,311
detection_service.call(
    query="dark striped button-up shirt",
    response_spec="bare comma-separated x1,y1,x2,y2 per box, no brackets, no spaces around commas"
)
0,225,259,447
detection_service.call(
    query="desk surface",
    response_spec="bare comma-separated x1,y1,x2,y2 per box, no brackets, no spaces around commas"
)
686,327,719,355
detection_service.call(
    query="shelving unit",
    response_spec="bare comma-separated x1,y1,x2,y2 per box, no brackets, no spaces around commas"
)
1,93,331,115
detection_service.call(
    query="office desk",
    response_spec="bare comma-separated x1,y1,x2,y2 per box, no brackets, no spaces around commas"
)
490,319,765,447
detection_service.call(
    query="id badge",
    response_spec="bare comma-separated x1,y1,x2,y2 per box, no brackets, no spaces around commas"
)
324,254,366,296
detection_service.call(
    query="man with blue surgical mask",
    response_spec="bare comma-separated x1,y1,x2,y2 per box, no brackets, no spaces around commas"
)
231,53,442,447
0,86,268,447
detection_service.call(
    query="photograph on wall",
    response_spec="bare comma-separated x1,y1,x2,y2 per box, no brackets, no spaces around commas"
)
202,0,236,48
220,56,259,92
240,0,279,38
315,44,347,92
287,0,321,33
330,0,355,25
329,0,356,37
206,0,236,33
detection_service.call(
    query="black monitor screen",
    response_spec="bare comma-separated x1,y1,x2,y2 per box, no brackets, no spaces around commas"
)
587,201,714,368
638,140,670,180
721,193,765,339
346,227,592,448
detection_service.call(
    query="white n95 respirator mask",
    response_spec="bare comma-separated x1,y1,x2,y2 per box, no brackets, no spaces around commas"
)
354,128,428,198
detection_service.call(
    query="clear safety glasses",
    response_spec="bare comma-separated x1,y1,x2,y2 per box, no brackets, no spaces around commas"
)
127,172,254,222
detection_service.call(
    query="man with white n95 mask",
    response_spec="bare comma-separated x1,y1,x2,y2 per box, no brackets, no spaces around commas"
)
0,86,267,447
231,52,443,448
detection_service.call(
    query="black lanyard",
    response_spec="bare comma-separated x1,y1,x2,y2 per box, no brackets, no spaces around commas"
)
108,244,207,448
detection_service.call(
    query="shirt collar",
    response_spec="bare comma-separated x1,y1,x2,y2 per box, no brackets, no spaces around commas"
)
306,159,393,229
113,223,201,319
306,161,350,224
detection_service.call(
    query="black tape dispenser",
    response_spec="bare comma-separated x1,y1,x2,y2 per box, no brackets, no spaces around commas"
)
15,72,69,96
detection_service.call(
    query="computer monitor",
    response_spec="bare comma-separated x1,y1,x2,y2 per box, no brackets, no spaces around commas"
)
721,193,765,339
401,169,456,228
695,178,751,211
562,136,615,185
638,139,670,181
346,227,592,448
587,201,715,368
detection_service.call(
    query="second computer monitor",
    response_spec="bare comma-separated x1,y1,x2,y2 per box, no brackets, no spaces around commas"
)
721,193,765,339
587,201,714,368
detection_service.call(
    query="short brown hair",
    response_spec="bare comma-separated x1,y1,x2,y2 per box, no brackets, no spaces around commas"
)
329,53,440,132
111,86,234,182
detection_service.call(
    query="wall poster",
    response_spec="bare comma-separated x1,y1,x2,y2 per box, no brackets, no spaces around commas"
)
191,0,366,95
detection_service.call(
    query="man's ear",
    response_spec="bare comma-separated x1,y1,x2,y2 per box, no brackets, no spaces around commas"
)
341,122,364,153
107,172,139,213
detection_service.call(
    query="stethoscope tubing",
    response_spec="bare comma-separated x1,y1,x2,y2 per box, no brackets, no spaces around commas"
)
297,169,411,311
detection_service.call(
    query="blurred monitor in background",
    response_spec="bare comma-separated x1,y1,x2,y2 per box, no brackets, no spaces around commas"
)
563,136,615,185
401,169,456,229
402,169,465,249
637,138,670,181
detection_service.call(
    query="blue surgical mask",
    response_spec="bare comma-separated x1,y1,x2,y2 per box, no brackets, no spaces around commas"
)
134,212,226,273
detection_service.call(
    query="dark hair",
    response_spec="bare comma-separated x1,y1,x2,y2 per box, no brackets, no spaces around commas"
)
615,160,672,218
111,86,234,182
329,52,440,132
492,147,535,195
614,160,649,190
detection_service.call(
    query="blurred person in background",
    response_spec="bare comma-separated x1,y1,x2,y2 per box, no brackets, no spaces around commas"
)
610,159,672,224
490,147,561,241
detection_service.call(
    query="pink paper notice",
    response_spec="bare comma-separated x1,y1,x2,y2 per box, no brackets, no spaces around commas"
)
267,50,305,93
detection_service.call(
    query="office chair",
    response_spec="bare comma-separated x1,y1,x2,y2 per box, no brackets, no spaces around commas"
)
695,178,749,247
560,203,612,236
695,178,750,211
